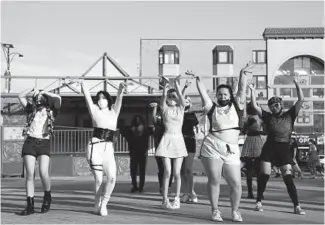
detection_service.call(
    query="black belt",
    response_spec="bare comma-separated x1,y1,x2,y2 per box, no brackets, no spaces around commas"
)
209,127,241,133
92,127,114,142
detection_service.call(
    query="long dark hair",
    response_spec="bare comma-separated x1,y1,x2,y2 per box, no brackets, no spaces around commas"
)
131,115,145,127
95,91,113,110
216,84,235,105
32,90,49,107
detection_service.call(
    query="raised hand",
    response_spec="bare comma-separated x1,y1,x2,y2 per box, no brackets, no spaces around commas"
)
185,70,200,81
241,61,254,75
185,80,192,87
119,82,127,90
247,83,255,91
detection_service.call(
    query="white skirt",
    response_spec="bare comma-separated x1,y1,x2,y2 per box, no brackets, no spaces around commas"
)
155,133,188,158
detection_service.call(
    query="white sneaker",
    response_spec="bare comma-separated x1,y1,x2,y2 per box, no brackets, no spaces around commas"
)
99,204,108,216
254,201,263,212
161,200,172,209
294,206,306,215
181,194,190,203
188,192,198,203
99,196,109,216
171,197,180,209
211,210,223,222
232,210,243,222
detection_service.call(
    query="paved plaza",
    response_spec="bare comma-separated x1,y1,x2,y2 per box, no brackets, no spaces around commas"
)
1,175,324,224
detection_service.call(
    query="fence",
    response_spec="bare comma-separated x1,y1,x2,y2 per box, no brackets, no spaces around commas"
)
50,129,156,155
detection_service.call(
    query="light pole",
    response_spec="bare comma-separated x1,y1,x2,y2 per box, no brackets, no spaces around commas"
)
1,43,23,93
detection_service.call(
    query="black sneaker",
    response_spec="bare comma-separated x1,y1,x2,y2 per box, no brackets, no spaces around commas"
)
20,197,35,216
131,186,139,193
247,193,255,199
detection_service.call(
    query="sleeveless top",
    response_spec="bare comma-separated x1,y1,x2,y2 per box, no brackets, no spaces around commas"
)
206,102,240,132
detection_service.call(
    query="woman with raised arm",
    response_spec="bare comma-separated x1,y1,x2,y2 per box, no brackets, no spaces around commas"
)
248,79,306,215
191,63,252,222
240,102,266,199
80,80,126,216
149,102,174,194
155,78,188,210
180,80,199,204
18,88,61,216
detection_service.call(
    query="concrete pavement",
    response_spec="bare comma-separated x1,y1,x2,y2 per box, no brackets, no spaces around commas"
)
1,175,324,224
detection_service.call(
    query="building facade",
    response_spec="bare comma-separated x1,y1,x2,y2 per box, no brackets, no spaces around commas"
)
140,27,325,135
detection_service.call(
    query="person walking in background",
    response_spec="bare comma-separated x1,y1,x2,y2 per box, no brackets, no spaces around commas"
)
290,138,303,178
307,139,321,179
150,102,173,194
121,115,153,193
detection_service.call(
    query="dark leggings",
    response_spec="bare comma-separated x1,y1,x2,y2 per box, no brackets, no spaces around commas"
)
130,154,147,190
155,157,173,188
243,157,260,195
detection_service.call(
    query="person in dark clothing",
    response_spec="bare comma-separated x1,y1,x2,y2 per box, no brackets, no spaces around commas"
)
180,95,199,203
248,79,306,215
290,138,303,178
241,102,266,199
121,115,153,193
150,102,173,194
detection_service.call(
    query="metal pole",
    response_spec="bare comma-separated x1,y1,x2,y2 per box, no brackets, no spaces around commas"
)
103,53,107,91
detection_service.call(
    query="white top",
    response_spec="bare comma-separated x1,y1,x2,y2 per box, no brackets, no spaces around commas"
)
203,100,239,132
27,108,50,139
91,105,118,130
162,104,185,134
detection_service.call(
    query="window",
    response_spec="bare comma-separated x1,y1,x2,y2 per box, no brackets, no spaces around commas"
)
280,88,291,97
158,45,180,65
253,76,267,89
252,50,266,63
274,55,324,85
292,88,310,98
297,112,311,124
313,88,324,97
213,45,233,64
313,101,324,110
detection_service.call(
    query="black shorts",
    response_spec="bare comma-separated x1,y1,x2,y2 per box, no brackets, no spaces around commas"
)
184,137,196,153
21,136,51,158
259,141,294,167
240,157,260,170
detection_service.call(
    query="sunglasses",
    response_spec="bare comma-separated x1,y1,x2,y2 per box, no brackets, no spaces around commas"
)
269,103,281,109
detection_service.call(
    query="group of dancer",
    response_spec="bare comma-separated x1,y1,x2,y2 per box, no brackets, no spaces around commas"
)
17,62,306,221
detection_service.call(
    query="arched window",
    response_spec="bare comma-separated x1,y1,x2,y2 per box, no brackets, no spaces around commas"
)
274,56,324,85
274,55,324,133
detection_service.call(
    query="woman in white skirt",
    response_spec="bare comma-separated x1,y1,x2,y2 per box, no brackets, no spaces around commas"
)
241,102,266,199
155,78,188,209
80,80,126,216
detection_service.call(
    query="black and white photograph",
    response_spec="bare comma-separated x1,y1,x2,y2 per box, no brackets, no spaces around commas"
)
0,0,324,224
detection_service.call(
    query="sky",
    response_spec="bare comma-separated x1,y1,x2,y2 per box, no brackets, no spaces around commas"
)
0,1,324,92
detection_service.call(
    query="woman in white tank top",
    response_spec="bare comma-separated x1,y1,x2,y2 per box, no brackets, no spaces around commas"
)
80,80,126,216
188,63,253,222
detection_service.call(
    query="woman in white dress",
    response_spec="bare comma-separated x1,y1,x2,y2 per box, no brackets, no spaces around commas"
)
80,80,126,216
155,78,188,209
